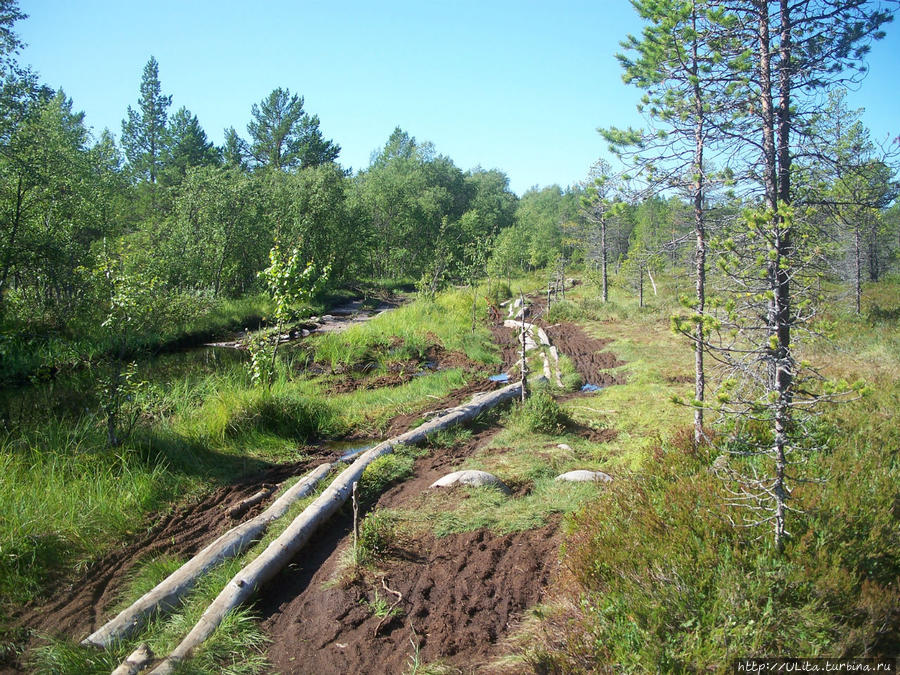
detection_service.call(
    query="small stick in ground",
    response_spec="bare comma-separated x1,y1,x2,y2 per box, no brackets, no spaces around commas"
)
352,481,360,565
374,577,403,638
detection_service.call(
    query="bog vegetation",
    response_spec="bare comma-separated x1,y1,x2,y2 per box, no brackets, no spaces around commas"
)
1,0,898,672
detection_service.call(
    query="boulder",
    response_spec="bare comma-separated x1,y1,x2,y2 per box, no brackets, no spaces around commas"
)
430,470,511,494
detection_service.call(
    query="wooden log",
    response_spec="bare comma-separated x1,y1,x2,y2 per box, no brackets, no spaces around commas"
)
84,463,332,649
110,644,152,675
147,382,522,675
549,345,564,388
226,485,276,519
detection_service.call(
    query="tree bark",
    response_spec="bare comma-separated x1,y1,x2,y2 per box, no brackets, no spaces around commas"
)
601,219,608,303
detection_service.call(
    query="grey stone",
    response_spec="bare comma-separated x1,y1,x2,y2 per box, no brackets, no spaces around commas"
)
554,470,612,483
430,470,511,494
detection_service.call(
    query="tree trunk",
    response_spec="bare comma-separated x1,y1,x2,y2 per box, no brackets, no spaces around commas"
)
638,264,644,308
691,6,707,447
855,222,862,315
601,220,608,303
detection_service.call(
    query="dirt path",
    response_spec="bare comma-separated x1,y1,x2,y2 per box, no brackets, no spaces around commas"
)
5,307,625,673
206,297,401,349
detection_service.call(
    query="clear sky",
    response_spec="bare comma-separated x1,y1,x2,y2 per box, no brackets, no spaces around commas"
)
16,0,900,195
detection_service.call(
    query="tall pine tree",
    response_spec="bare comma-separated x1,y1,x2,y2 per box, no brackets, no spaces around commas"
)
121,56,171,185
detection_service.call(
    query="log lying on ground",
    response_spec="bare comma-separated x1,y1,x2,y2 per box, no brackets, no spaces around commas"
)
83,463,332,649
227,485,276,519
548,346,564,388
504,319,563,388
147,381,523,675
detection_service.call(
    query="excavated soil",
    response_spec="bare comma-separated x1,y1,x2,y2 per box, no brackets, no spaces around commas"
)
259,425,561,674
489,324,520,374
543,322,625,387
261,523,560,675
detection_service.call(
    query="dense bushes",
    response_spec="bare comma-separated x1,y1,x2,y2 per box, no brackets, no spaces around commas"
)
525,411,900,671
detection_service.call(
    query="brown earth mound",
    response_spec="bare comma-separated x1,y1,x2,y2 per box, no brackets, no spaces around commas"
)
260,523,560,675
489,324,520,374
544,322,625,387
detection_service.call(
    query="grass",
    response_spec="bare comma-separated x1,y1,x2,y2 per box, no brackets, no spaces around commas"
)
501,276,900,671
311,287,502,370
2,284,505,673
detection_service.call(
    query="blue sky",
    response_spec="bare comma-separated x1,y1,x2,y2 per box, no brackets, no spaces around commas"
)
17,0,900,195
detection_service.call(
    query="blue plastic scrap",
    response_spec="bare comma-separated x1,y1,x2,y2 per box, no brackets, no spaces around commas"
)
580,383,603,392
489,373,510,382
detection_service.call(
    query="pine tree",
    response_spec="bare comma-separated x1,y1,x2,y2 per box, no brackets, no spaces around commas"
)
163,107,220,184
121,56,171,185
247,88,339,170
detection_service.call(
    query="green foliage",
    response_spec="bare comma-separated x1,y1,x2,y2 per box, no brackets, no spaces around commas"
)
355,510,399,567
260,241,330,325
525,401,900,669
121,56,171,185
248,240,329,388
246,87,339,170
162,106,220,185
513,391,567,435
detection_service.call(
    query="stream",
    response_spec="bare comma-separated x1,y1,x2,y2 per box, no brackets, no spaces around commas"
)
0,298,399,430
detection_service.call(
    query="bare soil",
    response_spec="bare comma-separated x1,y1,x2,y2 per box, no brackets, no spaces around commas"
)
261,523,560,675
489,324,520,374
543,322,625,387
259,424,561,675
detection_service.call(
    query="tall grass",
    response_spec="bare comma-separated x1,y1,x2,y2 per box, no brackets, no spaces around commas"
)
311,288,501,369
0,419,183,607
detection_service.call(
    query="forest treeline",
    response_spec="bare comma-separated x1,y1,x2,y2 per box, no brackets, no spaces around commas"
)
1,1,899,386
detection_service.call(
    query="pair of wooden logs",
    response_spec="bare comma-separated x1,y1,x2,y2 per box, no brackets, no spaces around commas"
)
91,381,523,675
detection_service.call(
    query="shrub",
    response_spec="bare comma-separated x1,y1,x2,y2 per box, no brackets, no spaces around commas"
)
515,391,567,435
486,282,512,307
522,420,900,670
356,510,398,566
